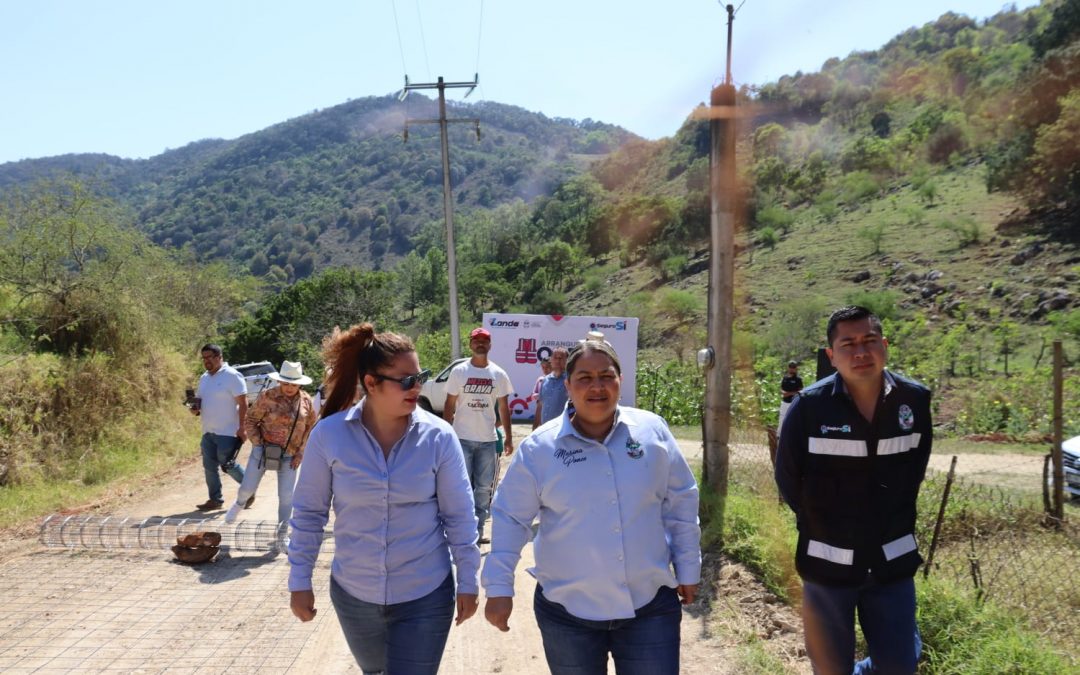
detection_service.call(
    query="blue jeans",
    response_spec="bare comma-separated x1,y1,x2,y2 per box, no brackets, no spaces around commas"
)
533,584,681,675
200,433,245,502
329,573,455,675
459,439,499,536
234,445,298,524
802,576,921,675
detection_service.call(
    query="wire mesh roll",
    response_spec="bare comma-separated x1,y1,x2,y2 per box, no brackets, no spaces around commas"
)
38,515,332,553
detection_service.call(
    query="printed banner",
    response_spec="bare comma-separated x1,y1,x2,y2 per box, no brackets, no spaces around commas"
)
480,313,639,420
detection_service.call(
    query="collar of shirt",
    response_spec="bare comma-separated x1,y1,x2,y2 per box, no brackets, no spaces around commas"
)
830,369,897,399
342,397,421,447
555,405,639,444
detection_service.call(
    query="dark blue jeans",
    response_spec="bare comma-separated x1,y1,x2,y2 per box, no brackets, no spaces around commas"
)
329,573,455,675
533,584,681,675
802,576,921,675
200,433,244,502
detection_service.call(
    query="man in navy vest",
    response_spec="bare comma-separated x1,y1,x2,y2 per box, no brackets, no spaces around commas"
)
775,306,932,675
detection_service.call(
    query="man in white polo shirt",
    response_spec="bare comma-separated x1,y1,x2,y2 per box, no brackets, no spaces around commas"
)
192,344,248,511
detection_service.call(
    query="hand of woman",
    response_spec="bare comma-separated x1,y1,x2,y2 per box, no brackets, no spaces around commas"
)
290,590,317,621
290,453,303,470
677,584,698,605
484,596,513,632
455,593,478,625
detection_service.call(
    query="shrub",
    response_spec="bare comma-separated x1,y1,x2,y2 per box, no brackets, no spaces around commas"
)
857,220,887,254
660,255,688,281
756,205,796,234
937,216,981,248
840,171,882,203
757,226,779,249
845,289,900,321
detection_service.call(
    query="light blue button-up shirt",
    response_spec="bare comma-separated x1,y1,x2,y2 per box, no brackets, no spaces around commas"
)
482,406,701,621
537,372,569,425
288,400,481,604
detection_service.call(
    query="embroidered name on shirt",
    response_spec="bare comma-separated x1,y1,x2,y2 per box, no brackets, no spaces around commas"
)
554,448,586,466
820,424,852,434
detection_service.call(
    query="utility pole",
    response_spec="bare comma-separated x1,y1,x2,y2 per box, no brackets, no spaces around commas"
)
401,75,480,359
699,4,737,499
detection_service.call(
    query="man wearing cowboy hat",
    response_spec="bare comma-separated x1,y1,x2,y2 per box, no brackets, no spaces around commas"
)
193,344,249,511
226,361,318,525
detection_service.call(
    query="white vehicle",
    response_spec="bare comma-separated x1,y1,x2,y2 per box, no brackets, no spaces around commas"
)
1058,435,1080,500
418,358,468,415
234,361,279,404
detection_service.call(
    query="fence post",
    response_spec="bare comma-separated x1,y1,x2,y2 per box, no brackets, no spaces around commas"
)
1051,341,1064,522
923,455,958,579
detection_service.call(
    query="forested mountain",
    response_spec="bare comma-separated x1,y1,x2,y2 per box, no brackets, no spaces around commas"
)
3,2,1078,441
0,96,633,279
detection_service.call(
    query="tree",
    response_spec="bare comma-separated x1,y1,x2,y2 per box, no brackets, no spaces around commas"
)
395,251,431,318
1030,89,1080,206
993,320,1020,377
858,221,887,255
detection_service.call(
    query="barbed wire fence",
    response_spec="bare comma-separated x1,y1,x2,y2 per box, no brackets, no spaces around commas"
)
637,364,1080,652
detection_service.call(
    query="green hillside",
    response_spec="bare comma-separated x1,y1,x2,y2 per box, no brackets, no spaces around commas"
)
2,2,1078,439
0,96,633,279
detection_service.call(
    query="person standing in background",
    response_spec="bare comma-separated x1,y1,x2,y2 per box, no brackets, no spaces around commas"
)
192,344,247,512
778,360,803,438
527,357,552,406
226,361,317,525
532,346,569,429
444,327,514,545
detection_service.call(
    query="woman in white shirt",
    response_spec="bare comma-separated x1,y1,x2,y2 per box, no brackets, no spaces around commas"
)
481,340,701,675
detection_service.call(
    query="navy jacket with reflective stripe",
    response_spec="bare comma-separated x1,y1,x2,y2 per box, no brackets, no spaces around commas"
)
775,370,932,586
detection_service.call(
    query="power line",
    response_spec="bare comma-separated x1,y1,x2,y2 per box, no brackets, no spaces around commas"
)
414,0,432,81
474,0,485,79
389,0,408,77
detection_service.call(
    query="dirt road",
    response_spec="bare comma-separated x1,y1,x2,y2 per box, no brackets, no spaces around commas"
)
0,427,808,674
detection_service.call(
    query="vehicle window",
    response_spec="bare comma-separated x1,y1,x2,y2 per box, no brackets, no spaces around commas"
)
435,358,467,382
238,363,276,377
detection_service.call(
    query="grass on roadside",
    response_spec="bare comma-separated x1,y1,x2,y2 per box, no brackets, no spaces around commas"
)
917,576,1073,673
0,405,200,529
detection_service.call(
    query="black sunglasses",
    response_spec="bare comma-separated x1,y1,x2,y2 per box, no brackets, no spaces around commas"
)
375,369,431,390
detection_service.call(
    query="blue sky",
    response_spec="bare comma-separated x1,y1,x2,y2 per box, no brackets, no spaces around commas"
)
0,1,1038,164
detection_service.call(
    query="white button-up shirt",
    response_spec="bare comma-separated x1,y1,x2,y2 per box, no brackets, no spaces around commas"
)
482,406,701,621
288,400,481,604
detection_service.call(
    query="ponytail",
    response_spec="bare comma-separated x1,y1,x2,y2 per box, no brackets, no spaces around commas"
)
319,323,415,418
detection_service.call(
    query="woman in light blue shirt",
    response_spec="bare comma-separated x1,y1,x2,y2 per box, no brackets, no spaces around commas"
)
288,323,481,675
482,340,701,675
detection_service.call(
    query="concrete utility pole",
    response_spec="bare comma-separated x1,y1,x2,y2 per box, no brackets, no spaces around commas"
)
401,75,480,359
700,4,737,497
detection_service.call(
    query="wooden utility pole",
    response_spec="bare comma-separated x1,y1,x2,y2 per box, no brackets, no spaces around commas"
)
1051,340,1064,520
401,75,480,359
701,4,737,496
